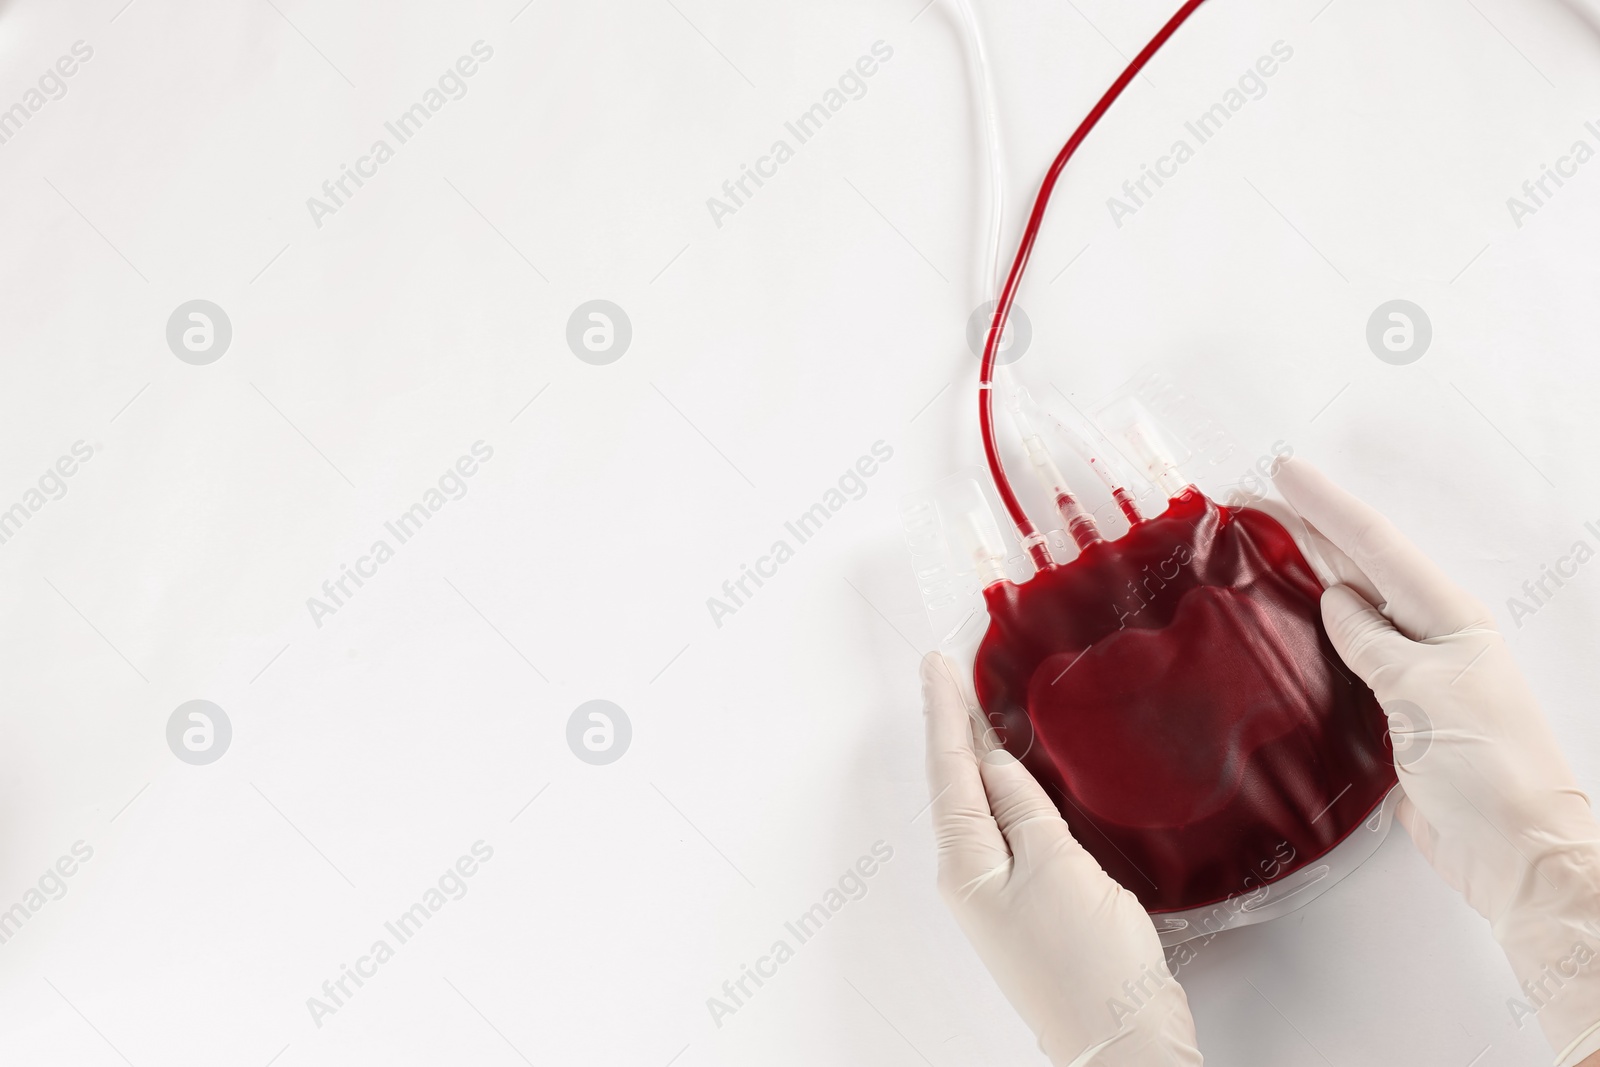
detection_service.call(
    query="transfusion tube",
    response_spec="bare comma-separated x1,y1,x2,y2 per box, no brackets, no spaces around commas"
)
978,0,1210,568
952,0,1064,570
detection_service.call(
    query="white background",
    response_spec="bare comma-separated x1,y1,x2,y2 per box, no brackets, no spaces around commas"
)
1,0,1598,1063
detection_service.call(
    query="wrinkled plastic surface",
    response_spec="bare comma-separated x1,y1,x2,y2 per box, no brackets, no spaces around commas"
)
974,487,1398,914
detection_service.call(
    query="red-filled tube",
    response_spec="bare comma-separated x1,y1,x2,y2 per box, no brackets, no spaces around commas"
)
979,0,1210,559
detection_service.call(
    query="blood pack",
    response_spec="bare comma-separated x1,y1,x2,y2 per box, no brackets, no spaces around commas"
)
904,375,1399,943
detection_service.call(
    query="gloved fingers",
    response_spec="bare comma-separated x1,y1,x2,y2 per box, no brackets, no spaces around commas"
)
1240,493,1383,605
1321,584,1413,687
921,653,1007,870
1273,457,1491,639
976,747,1071,857
1299,517,1386,610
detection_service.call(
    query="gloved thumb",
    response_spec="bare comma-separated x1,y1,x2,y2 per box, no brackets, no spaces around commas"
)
1321,584,1411,688
978,749,1069,850
977,748,1115,893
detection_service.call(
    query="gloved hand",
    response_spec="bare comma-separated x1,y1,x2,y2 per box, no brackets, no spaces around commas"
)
1274,457,1600,1067
920,652,1205,1065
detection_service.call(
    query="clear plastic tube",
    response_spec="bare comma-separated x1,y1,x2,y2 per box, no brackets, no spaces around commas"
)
977,1,1211,565
951,0,1006,301
952,0,1055,569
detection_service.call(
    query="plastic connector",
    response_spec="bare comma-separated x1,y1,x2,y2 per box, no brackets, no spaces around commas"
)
942,482,1009,588
1040,405,1145,526
1098,397,1190,499
1008,400,1102,551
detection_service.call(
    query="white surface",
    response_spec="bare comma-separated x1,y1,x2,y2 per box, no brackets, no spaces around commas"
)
0,0,1597,1064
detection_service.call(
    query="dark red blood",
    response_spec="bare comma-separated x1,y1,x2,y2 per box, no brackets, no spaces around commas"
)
973,488,1397,913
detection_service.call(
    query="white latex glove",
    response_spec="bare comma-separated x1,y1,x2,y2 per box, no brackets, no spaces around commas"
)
1274,457,1600,1066
921,652,1204,1065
